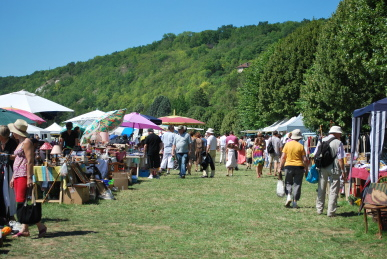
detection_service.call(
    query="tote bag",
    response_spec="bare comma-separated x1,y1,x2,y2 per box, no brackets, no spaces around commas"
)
276,180,285,197
306,164,319,184
17,188,42,225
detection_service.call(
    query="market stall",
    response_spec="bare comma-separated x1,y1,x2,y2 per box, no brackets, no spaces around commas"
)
350,97,387,183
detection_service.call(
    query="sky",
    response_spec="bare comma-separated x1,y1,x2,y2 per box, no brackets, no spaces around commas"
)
0,0,342,77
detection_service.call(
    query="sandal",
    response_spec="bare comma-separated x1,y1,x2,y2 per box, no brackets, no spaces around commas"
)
12,231,30,238
38,226,47,238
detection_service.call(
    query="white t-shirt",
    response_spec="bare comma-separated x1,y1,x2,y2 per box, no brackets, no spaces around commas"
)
220,135,227,147
161,131,176,153
207,135,217,151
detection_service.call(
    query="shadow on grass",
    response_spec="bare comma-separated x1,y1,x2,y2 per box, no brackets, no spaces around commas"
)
337,211,359,217
0,249,10,255
35,230,98,239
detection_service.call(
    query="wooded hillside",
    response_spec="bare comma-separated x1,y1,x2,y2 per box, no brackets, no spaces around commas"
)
0,20,309,133
1,0,386,135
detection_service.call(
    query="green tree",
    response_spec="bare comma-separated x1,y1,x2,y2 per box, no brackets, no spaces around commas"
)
239,44,276,129
257,20,324,126
156,97,172,117
133,103,145,113
191,88,209,107
148,96,171,117
301,0,387,131
220,110,240,135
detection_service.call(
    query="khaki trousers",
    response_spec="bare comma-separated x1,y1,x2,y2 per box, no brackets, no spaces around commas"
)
316,167,340,216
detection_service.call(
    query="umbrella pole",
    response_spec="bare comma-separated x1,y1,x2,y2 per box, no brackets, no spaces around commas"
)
42,149,72,203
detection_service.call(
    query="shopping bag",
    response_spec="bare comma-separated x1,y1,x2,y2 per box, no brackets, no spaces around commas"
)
16,190,42,225
306,164,319,184
276,180,285,197
60,162,68,176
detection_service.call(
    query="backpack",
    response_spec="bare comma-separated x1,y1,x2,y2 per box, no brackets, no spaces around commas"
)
267,138,275,154
314,138,337,168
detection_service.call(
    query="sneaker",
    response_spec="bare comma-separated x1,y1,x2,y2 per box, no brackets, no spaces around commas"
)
148,175,153,179
201,175,208,178
285,199,292,207
12,222,23,232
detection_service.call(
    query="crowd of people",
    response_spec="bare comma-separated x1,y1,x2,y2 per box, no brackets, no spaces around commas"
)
147,125,346,216
0,120,346,241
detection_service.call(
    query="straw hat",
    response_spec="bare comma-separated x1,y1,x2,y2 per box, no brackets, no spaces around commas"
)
290,129,303,140
8,119,29,138
329,126,343,134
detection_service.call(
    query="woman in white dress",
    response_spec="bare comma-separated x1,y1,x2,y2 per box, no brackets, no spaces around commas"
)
225,141,239,176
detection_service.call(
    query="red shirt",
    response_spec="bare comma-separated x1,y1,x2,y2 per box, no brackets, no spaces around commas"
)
226,135,238,145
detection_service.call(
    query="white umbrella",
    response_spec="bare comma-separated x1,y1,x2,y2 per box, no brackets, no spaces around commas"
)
0,90,73,113
64,109,106,126
45,122,63,134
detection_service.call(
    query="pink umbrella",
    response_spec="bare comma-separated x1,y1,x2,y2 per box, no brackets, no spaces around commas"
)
121,112,163,130
2,107,46,124
158,115,205,125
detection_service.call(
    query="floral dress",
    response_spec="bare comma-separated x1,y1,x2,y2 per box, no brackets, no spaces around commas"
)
252,144,265,166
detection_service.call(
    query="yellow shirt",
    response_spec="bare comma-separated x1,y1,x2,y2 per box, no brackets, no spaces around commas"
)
246,148,252,158
282,140,305,167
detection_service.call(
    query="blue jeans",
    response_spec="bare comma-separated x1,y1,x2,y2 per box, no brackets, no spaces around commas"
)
176,153,188,176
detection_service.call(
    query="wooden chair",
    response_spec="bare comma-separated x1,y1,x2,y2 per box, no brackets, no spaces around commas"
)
363,178,387,238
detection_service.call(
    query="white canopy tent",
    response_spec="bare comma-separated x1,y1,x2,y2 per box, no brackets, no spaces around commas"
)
27,124,52,141
0,90,73,113
260,118,290,132
277,114,312,133
45,122,63,134
260,114,313,133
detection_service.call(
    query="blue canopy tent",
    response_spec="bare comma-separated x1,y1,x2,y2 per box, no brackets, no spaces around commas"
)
351,97,387,183
140,114,162,125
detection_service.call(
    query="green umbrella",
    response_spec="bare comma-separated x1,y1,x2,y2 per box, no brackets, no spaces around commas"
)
0,108,35,125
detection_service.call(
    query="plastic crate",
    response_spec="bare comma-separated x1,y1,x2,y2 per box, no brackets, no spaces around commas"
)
139,169,150,177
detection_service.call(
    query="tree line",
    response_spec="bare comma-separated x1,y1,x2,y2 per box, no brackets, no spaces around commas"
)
1,0,385,135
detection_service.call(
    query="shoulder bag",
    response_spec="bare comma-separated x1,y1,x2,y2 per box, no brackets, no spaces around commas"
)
17,187,42,225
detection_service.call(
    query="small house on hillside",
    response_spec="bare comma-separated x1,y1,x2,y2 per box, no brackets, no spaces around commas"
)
236,62,251,73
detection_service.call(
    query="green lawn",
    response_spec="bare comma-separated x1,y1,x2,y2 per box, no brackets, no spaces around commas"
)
1,166,386,258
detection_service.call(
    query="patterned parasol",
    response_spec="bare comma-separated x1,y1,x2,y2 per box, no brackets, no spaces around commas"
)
80,109,126,145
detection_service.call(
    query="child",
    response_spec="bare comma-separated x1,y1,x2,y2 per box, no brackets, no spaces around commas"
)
246,145,253,169
253,134,266,178
226,141,238,176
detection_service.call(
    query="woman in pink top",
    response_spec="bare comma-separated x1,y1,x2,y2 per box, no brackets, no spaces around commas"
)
9,119,47,238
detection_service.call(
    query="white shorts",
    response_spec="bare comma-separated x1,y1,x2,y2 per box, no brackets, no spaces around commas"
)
161,152,174,169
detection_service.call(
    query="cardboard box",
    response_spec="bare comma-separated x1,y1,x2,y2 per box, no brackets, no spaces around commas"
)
63,184,90,204
112,172,129,190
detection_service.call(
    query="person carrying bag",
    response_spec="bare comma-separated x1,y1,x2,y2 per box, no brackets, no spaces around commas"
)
17,187,41,225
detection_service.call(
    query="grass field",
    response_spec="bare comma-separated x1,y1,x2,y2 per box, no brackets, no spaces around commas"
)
1,165,386,258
